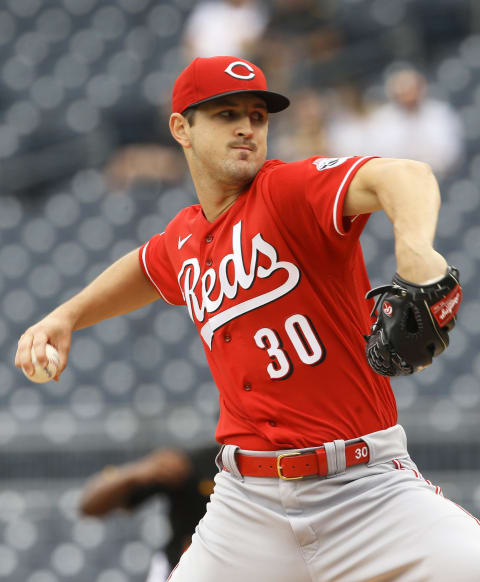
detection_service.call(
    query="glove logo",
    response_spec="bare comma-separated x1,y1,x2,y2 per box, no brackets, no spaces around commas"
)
430,285,462,326
382,301,393,317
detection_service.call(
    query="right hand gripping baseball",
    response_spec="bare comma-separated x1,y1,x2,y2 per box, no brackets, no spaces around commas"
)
15,315,73,381
364,266,462,376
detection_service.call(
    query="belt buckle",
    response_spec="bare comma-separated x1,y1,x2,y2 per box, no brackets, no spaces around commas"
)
276,451,302,481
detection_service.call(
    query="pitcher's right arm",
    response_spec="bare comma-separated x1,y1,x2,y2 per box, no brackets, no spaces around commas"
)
15,248,160,379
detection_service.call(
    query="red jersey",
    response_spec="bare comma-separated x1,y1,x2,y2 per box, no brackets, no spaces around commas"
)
140,156,397,450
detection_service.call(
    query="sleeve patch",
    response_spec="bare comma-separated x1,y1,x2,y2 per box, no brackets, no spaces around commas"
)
312,157,349,172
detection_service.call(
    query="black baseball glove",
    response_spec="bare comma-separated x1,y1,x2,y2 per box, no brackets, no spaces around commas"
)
364,266,462,376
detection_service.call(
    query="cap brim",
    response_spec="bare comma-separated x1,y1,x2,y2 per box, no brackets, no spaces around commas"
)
183,90,290,114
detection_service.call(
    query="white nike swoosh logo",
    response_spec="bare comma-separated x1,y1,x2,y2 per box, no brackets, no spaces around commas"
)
178,234,193,250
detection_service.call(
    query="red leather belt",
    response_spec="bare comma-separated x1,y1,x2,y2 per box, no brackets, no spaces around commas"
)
232,441,370,480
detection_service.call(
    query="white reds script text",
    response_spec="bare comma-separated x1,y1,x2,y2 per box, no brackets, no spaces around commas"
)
177,221,300,348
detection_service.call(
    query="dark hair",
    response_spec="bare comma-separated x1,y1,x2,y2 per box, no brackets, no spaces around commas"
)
182,107,197,126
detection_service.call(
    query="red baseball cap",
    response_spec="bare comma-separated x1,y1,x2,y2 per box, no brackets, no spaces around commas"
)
172,56,290,114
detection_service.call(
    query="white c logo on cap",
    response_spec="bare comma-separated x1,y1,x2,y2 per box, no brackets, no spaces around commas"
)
224,61,255,80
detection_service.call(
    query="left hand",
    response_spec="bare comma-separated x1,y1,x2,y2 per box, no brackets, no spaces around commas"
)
395,243,448,284
364,265,462,376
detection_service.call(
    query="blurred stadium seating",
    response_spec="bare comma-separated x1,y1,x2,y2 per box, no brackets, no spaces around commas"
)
0,0,479,580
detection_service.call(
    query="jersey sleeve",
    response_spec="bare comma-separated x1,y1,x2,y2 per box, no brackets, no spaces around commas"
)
267,156,377,242
305,156,377,238
139,233,184,305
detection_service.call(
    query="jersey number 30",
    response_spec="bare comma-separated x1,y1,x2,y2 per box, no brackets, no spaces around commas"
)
254,314,325,380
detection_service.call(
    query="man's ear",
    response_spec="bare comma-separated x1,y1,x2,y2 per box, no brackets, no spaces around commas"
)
169,113,191,148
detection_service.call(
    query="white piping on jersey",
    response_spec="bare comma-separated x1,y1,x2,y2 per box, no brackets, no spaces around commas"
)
332,156,371,236
142,238,174,305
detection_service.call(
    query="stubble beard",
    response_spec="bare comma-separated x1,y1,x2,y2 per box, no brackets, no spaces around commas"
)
189,141,265,190
219,156,260,187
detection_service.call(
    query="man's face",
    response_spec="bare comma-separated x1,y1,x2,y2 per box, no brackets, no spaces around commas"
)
388,71,425,111
185,93,268,187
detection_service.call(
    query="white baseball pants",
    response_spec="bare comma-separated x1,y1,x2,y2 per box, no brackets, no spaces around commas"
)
168,425,480,581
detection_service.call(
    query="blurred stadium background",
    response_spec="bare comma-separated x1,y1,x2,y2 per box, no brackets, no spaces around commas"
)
0,0,479,580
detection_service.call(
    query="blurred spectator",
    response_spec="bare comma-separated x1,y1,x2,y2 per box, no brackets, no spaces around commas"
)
255,0,341,93
326,83,380,158
269,88,329,161
80,446,219,582
410,0,472,61
367,67,464,177
103,103,187,189
104,144,186,189
182,0,268,61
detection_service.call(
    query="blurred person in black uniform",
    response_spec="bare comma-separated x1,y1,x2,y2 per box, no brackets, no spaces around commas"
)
253,0,342,93
102,103,187,189
80,446,219,582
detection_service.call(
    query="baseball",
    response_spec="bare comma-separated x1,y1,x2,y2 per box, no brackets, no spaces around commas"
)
22,344,60,383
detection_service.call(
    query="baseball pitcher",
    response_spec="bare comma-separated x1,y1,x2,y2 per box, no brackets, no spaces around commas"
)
16,57,480,581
